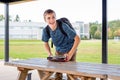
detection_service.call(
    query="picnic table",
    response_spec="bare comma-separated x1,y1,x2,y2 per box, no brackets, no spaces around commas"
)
4,58,120,80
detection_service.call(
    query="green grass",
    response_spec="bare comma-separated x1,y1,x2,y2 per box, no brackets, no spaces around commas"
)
0,40,120,64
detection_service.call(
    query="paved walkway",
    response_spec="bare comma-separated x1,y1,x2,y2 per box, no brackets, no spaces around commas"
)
0,60,39,80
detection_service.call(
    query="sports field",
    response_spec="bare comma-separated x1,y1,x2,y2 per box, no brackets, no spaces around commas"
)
0,40,120,64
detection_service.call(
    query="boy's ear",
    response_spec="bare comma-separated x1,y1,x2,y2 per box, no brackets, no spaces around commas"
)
44,16,47,22
44,18,46,22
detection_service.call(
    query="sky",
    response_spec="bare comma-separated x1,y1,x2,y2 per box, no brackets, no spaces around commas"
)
0,0,120,23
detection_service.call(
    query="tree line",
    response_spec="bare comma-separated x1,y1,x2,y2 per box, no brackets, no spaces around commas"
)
0,14,31,22
90,20,120,39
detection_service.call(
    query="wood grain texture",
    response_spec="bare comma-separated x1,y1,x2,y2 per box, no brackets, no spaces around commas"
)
4,58,120,80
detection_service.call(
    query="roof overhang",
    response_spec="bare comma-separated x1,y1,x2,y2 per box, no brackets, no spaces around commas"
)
0,0,35,4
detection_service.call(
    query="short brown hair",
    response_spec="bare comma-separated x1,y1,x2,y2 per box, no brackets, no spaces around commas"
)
43,9,56,19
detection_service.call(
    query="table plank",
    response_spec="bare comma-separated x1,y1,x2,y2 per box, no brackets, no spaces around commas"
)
4,58,120,80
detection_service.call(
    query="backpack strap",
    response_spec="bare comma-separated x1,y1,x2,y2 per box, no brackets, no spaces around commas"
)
57,20,67,36
46,25,50,37
45,26,53,48
57,17,75,36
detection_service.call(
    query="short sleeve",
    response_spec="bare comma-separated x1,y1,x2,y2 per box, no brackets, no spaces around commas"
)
42,27,50,42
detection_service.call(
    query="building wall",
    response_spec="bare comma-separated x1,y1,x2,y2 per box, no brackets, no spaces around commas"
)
0,22,4,39
0,21,89,40
73,21,90,39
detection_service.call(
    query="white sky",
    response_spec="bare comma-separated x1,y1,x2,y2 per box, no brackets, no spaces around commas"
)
0,0,120,23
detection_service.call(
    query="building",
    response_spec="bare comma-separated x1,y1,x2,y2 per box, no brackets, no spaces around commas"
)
0,21,89,40
72,21,89,39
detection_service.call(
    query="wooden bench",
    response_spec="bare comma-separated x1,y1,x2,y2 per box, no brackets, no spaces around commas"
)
4,58,120,80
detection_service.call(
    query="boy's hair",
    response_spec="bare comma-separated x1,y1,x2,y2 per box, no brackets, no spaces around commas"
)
43,9,56,19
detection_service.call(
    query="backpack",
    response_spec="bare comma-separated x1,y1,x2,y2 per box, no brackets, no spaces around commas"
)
45,17,75,48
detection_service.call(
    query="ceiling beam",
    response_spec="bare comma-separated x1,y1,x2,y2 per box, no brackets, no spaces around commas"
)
0,0,35,4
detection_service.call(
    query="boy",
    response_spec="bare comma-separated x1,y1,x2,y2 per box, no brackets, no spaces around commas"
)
42,9,80,80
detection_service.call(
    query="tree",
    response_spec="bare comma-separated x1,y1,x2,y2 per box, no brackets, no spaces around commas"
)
108,27,114,39
0,14,4,21
90,25,97,38
94,30,101,39
108,20,120,31
14,14,20,22
28,20,32,22
114,29,120,37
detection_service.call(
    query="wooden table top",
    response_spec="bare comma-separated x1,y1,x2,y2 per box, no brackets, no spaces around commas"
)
4,58,120,79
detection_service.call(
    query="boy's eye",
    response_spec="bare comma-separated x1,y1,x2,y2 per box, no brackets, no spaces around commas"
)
52,16,55,19
47,17,50,20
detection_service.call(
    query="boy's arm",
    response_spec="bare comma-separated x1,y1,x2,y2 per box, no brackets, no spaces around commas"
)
66,35,80,61
44,42,53,57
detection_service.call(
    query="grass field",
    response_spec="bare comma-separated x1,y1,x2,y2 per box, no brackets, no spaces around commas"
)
0,40,120,64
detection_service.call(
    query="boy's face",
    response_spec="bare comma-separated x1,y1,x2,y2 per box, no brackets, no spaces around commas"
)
44,13,56,27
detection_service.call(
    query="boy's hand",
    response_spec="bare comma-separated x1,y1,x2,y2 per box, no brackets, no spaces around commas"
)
64,53,72,61
49,54,53,57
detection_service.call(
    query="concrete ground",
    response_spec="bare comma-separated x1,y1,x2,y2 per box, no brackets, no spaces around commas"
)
0,60,40,80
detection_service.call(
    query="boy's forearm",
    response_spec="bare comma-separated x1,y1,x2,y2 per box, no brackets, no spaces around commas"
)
68,35,80,60
44,42,53,56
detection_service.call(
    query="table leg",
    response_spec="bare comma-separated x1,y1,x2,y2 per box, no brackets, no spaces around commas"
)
100,75,108,80
67,74,75,80
38,70,54,80
17,68,29,80
80,77,96,80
